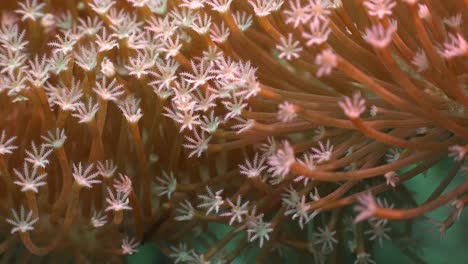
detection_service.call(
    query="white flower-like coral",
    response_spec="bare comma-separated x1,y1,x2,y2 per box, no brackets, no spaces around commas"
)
183,129,212,158
440,33,467,59
315,48,337,77
121,236,139,255
267,140,295,179
363,21,397,49
175,200,195,221
169,243,193,264
113,173,133,194
384,171,399,187
93,77,124,102
338,92,367,119
239,152,267,179
311,139,334,163
303,19,331,46
89,0,115,15
155,171,177,199
283,0,311,28
118,95,143,124
105,188,132,212
15,0,45,22
90,210,108,228
97,159,118,179
0,130,17,155
41,128,67,149
313,226,338,254
197,186,224,215
72,97,99,124
13,162,47,193
247,216,273,248
448,145,467,161
72,162,101,188
220,196,250,225
207,0,233,13
6,206,39,234
248,0,281,17
363,0,396,19
285,195,319,229
276,34,303,61
354,192,378,223
277,101,298,123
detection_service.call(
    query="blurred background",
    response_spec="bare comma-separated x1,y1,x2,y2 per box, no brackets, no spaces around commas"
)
128,158,468,264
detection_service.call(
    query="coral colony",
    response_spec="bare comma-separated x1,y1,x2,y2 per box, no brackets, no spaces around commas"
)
0,0,466,263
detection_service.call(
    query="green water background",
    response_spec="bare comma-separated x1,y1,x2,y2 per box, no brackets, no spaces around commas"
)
128,158,468,264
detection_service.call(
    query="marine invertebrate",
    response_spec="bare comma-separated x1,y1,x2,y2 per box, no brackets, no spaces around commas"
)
0,0,466,263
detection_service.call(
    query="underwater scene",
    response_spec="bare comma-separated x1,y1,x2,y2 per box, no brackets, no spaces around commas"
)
0,0,466,263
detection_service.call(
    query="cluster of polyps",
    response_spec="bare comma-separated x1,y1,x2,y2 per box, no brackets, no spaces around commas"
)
0,0,466,263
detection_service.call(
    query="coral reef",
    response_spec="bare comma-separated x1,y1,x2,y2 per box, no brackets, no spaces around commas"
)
0,0,466,263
